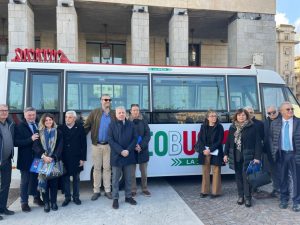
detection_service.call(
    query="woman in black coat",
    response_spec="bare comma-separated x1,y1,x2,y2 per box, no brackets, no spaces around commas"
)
224,108,262,207
194,110,224,198
33,113,63,213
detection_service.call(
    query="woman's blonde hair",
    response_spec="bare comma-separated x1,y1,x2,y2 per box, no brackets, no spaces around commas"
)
38,113,57,130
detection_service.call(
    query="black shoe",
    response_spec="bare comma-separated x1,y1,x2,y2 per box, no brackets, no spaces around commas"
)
62,198,71,207
292,204,300,212
104,192,112,199
91,193,101,201
73,198,81,205
125,197,137,205
210,194,219,199
44,203,50,213
112,199,119,209
33,197,44,206
245,199,252,207
279,202,288,209
270,190,280,198
0,208,14,215
237,197,244,205
200,193,208,198
21,203,31,212
51,203,58,211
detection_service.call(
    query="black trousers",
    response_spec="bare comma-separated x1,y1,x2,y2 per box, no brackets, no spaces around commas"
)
279,151,298,204
42,178,58,204
63,173,80,200
235,160,251,199
0,159,11,210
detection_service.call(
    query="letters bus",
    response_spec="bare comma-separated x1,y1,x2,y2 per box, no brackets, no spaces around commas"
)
1,58,299,180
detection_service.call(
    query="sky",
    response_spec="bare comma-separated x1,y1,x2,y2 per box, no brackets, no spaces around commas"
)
276,0,300,55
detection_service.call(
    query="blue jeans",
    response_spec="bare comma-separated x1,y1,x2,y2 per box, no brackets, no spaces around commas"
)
63,173,80,200
0,159,11,210
112,165,133,200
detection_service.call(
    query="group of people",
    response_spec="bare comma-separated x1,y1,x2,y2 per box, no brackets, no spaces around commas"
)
195,102,300,211
0,98,299,220
0,94,151,220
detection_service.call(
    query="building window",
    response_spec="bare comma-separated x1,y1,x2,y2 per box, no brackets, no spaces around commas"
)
284,47,291,55
86,42,126,64
284,33,290,40
284,61,289,70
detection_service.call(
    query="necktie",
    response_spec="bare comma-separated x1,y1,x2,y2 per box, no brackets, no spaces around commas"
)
31,122,38,134
283,121,291,150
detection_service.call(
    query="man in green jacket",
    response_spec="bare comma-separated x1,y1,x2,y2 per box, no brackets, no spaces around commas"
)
84,94,115,201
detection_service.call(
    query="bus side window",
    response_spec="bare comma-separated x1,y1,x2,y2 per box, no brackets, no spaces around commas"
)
7,70,26,111
261,86,285,112
228,76,259,111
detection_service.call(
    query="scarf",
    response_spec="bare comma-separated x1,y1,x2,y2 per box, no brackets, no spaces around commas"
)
38,128,57,193
234,120,249,152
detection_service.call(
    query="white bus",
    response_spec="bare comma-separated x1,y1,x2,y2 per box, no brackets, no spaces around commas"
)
1,61,299,180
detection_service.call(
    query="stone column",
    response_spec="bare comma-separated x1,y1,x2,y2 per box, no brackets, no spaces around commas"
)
56,0,78,62
169,8,189,66
8,0,34,60
131,5,149,65
228,12,276,70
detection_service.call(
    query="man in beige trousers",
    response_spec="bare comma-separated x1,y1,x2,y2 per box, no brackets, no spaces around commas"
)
84,94,115,201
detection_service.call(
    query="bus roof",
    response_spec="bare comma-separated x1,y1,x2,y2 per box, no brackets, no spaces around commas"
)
0,61,285,85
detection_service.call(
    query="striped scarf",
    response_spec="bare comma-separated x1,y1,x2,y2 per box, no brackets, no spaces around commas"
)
38,128,57,193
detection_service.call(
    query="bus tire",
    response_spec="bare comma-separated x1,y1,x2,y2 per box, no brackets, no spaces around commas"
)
90,166,125,190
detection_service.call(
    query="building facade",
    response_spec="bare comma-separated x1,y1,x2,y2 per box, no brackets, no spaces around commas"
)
0,0,276,69
295,56,300,101
276,24,299,95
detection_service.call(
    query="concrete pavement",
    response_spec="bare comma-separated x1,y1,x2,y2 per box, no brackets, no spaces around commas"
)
4,178,203,225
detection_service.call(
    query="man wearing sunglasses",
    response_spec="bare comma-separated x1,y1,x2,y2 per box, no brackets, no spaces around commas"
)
263,106,280,198
84,94,115,201
270,101,300,212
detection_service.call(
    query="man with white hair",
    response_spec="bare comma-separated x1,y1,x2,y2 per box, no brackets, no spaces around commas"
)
108,106,137,209
59,111,87,207
270,101,300,212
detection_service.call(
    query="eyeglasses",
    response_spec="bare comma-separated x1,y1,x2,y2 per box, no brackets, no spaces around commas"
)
103,99,112,102
286,108,294,112
267,111,277,115
0,110,9,113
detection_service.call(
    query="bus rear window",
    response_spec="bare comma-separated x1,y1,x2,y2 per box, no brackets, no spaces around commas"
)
228,76,259,111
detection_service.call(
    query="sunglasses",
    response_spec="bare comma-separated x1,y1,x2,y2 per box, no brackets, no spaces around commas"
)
267,111,277,115
103,99,112,102
286,108,294,112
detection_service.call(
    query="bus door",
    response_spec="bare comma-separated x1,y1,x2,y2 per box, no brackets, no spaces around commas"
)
28,69,64,124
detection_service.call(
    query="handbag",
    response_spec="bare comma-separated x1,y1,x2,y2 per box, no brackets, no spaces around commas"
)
45,160,66,180
30,158,43,173
246,160,271,189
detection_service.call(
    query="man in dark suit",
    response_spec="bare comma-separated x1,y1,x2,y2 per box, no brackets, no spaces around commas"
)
60,111,87,207
14,107,44,212
270,101,300,212
108,106,137,209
